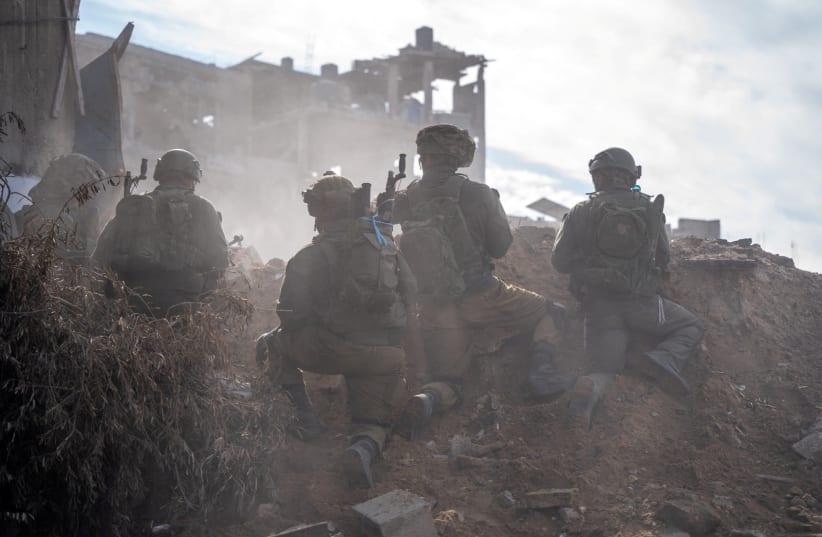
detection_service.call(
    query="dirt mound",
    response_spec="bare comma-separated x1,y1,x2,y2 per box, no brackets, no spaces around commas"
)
256,227,822,537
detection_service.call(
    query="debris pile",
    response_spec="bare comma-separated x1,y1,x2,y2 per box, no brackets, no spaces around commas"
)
0,235,282,536
259,226,822,537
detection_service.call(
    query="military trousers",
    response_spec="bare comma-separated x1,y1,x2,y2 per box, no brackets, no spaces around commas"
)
583,294,704,376
419,276,560,410
280,325,406,450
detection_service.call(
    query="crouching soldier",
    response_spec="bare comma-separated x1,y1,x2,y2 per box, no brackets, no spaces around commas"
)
257,173,417,488
551,147,704,429
392,124,571,438
17,153,107,259
93,149,228,316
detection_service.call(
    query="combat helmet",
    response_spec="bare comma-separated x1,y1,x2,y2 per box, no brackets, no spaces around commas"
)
416,124,476,168
29,153,106,203
153,149,202,182
302,172,355,217
588,147,642,180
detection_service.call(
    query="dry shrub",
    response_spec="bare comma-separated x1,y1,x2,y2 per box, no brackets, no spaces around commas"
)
0,233,283,536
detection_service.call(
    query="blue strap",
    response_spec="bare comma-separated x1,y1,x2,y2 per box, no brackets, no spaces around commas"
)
362,216,389,246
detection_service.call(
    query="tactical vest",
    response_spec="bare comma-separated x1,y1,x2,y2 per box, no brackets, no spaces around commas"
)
579,190,665,297
399,174,485,298
318,218,407,344
108,188,203,276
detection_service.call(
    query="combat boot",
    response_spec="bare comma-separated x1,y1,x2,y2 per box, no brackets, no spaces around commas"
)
395,390,439,440
283,383,328,441
343,437,379,488
637,351,690,397
566,373,611,431
527,342,572,401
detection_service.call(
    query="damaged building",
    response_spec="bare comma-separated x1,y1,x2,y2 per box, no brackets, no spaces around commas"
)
520,197,721,240
73,26,488,256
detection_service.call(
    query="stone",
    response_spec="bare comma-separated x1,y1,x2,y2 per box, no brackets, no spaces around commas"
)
521,488,576,510
449,434,474,458
495,490,516,509
353,489,437,537
559,507,581,523
729,530,766,537
659,531,690,537
656,499,720,536
269,521,341,537
793,432,822,463
712,495,734,511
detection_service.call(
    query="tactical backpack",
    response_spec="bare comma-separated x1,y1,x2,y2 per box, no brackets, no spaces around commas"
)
320,218,407,335
581,191,665,296
399,175,481,298
108,189,197,273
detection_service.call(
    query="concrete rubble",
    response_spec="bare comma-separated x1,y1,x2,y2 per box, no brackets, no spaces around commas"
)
269,522,342,537
656,498,721,536
793,432,822,463
519,488,576,511
352,489,436,537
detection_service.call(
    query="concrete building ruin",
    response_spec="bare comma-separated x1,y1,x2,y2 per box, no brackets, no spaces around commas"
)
74,26,488,257
521,197,722,240
670,218,721,240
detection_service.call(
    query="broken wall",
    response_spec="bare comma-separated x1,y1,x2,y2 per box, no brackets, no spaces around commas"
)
0,1,79,175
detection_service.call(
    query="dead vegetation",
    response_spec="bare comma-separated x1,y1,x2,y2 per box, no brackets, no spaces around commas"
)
0,230,283,536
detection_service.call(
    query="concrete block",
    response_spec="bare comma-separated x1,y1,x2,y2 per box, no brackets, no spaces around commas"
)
353,489,436,537
793,431,822,463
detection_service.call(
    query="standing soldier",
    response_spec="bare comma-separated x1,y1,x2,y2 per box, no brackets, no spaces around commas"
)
256,173,417,488
392,124,570,438
93,149,228,316
551,147,704,429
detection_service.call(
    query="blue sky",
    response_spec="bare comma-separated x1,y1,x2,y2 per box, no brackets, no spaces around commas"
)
77,0,822,272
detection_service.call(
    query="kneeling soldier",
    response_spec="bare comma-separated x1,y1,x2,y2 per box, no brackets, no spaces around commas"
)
258,173,416,488
392,125,571,438
552,147,704,429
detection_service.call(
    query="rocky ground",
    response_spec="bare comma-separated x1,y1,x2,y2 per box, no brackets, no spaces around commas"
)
229,227,822,537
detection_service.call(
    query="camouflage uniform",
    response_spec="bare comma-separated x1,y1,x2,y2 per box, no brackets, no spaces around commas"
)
15,153,106,258
258,174,417,487
552,148,703,417
393,125,568,425
93,150,228,316
273,217,417,450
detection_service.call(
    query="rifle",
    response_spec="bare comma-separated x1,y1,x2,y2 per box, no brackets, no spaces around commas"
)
377,153,406,221
350,182,372,219
123,158,148,198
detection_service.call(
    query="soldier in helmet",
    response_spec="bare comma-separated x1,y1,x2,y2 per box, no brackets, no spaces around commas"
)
256,173,417,488
551,147,704,429
391,124,571,438
93,149,229,316
16,153,107,258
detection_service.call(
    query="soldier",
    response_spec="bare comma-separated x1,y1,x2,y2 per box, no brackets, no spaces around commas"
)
16,153,107,258
93,149,228,316
551,147,704,429
256,173,417,488
392,124,570,438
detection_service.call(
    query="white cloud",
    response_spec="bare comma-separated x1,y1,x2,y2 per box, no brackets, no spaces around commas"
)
77,0,822,272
